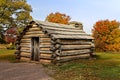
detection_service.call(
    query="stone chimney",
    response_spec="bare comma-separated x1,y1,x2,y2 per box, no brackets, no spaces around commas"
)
69,21,83,30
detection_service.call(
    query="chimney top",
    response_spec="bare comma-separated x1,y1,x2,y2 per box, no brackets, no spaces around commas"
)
69,21,83,30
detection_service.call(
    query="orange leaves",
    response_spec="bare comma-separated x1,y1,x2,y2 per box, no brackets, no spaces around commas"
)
45,12,71,24
92,20,120,52
105,44,120,52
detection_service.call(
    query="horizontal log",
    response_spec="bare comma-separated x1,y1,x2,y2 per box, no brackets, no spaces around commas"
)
40,38,51,41
25,33,49,38
40,48,50,51
21,50,53,54
20,43,30,45
20,55,31,58
61,45,92,50
20,42,30,45
51,40,92,45
40,54,51,57
22,35,39,38
21,47,30,51
21,38,31,40
60,39,92,43
32,24,38,28
21,46,51,51
21,54,31,57
20,47,30,50
40,53,51,55
25,36,49,38
60,50,91,57
21,52,31,54
29,27,41,31
39,45,51,48
40,23,76,29
40,34,49,38
39,50,52,54
40,40,51,43
47,30,87,35
20,45,31,48
40,36,49,38
62,49,90,53
40,56,53,60
21,57,30,61
40,42,51,45
20,50,31,53
60,41,92,45
52,34,93,40
42,25,84,32
21,40,31,43
56,54,90,63
25,31,43,34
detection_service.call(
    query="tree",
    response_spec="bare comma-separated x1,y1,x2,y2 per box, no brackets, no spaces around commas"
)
5,27,18,44
0,0,32,34
45,12,71,24
92,20,120,52
0,27,6,44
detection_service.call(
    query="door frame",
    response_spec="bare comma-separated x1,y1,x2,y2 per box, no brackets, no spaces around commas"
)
31,37,40,61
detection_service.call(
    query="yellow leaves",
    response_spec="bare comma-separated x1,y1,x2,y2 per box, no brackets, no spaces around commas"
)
114,37,120,43
0,0,32,37
0,0,32,24
17,12,28,20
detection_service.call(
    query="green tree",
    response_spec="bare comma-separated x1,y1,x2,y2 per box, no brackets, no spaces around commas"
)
0,0,32,34
92,20,120,52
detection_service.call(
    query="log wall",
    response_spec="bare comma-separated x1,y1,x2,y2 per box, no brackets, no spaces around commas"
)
20,25,52,63
54,39,94,63
17,24,94,64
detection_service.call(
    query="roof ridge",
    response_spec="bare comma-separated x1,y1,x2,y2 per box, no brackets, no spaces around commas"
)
35,20,77,29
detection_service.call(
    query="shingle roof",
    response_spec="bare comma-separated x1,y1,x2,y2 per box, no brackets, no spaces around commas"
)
35,20,93,40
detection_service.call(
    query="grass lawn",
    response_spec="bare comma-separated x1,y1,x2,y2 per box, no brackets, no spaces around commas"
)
46,52,120,80
0,49,16,62
0,48,120,80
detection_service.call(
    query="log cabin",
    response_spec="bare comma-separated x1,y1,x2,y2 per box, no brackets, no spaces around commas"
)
15,20,95,64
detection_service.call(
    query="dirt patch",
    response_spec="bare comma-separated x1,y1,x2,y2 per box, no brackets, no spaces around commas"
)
0,62,54,80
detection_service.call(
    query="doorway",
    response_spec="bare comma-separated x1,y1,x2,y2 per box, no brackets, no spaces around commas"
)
31,37,39,61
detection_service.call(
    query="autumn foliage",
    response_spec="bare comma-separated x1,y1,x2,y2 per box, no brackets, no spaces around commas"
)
5,27,18,43
45,12,71,24
92,20,120,52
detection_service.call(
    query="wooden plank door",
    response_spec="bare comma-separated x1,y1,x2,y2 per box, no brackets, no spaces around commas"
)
31,37,39,61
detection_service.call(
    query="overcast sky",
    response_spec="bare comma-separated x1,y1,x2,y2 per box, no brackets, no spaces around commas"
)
27,0,120,34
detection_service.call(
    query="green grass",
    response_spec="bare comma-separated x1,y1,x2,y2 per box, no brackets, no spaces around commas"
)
0,48,120,80
0,49,16,62
46,52,120,80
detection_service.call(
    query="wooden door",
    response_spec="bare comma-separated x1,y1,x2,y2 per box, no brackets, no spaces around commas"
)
31,37,39,61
